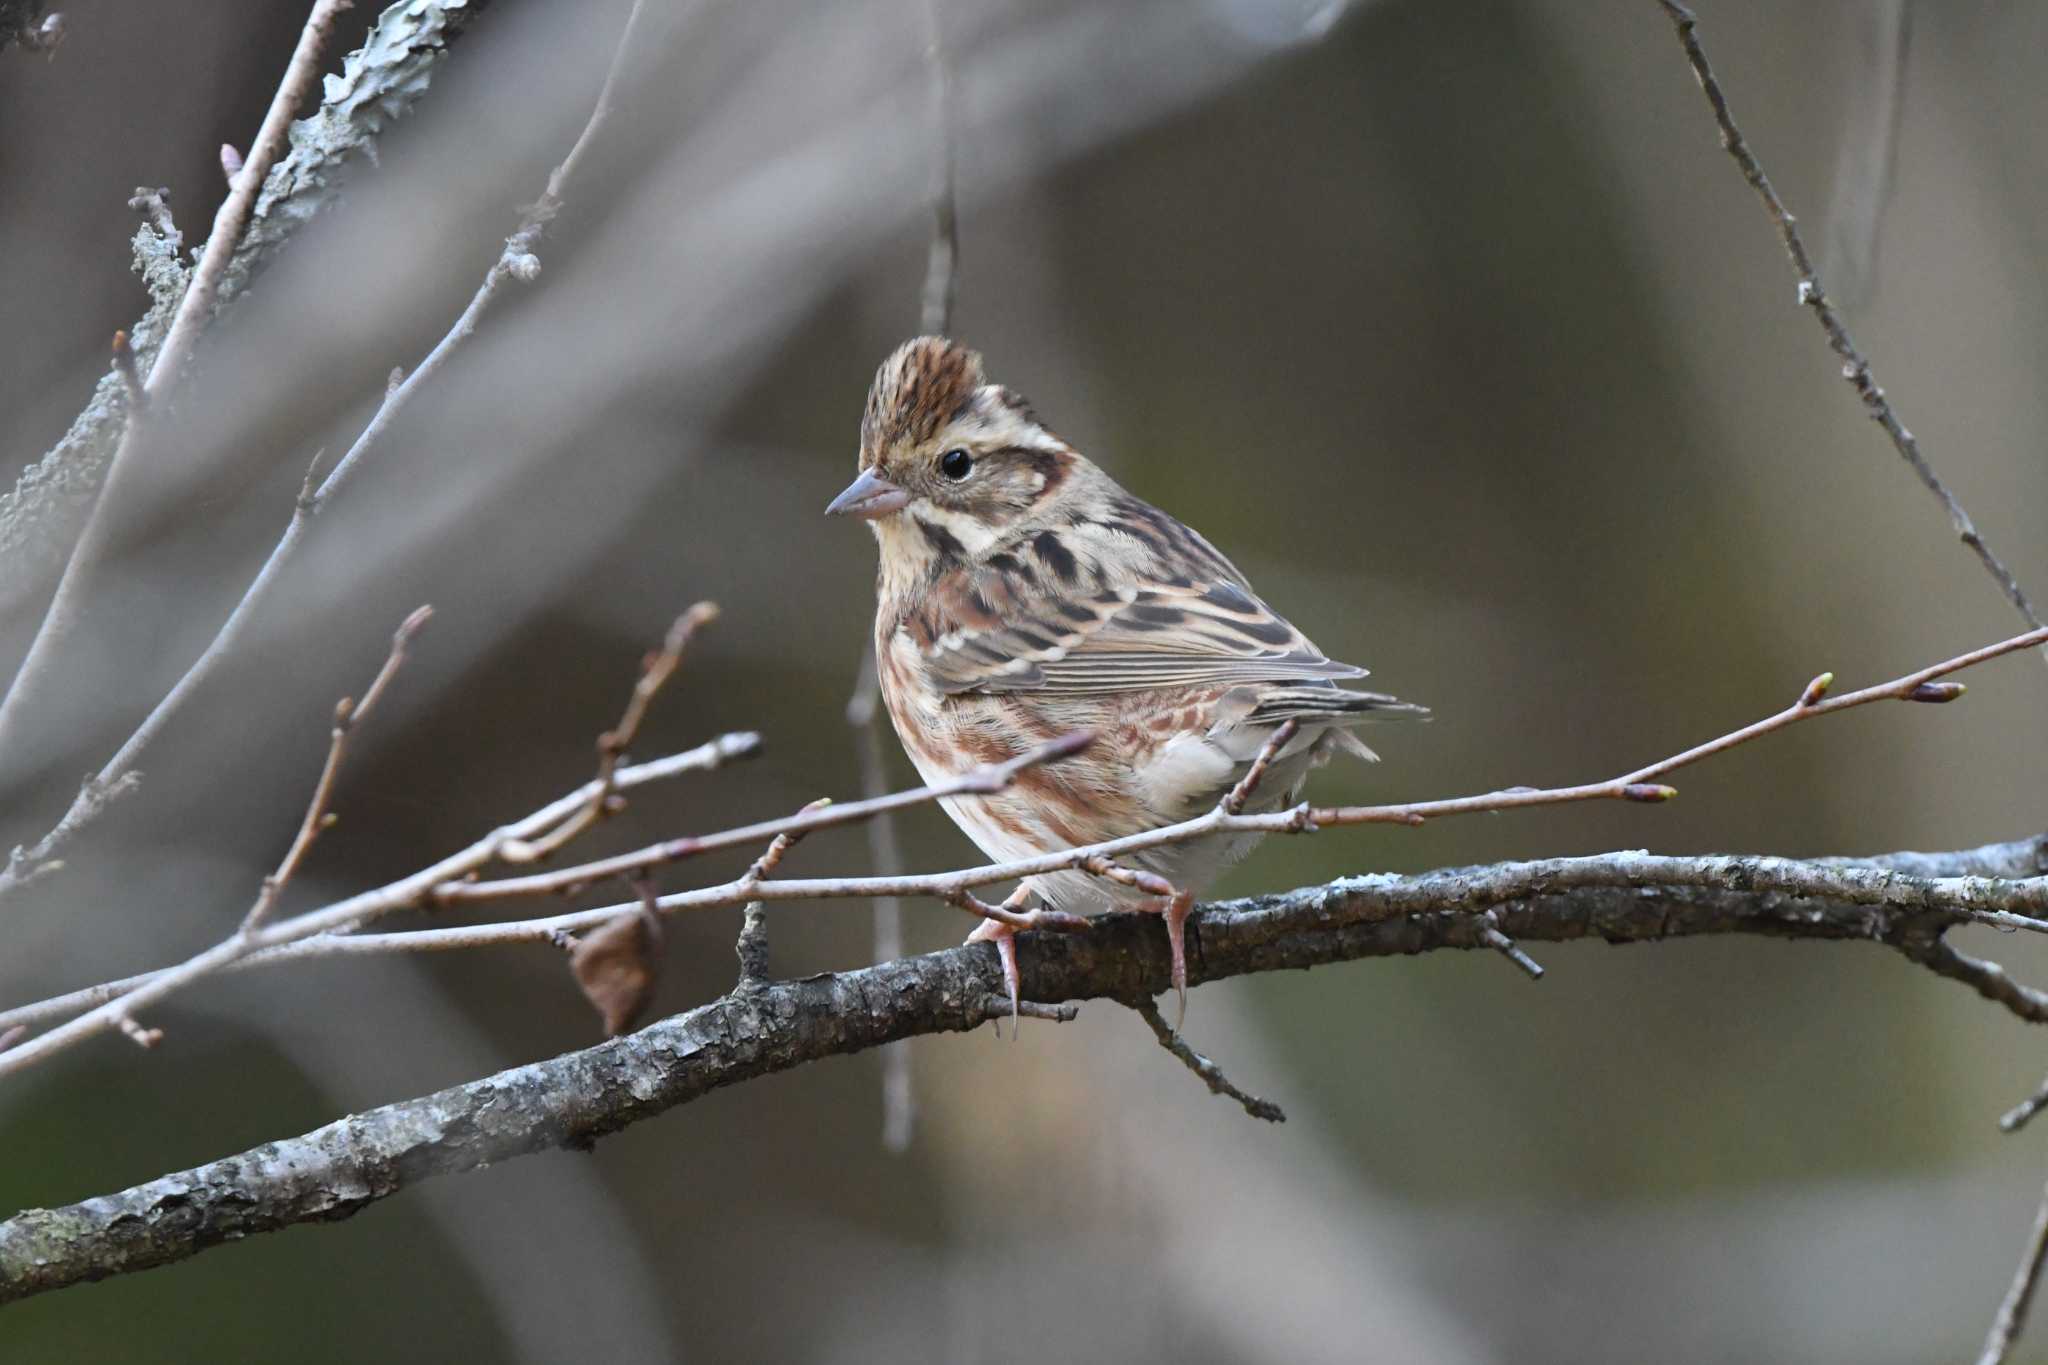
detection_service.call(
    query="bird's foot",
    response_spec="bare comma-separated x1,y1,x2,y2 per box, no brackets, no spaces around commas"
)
961,887,1086,1037
1079,855,1195,1032
1138,888,1196,1033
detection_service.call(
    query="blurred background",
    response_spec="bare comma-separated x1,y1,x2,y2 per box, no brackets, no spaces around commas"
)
3,0,2047,1360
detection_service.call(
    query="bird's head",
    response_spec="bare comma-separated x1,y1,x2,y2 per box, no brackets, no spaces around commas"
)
826,336,1084,573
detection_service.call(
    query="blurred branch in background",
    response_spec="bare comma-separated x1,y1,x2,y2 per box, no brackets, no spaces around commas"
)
0,0,358,760
1819,0,1909,307
852,0,962,1155
1657,7,2048,1352
6,826,2048,1306
0,0,642,909
1980,1174,2048,1365
1655,0,2047,663
0,0,56,57
0,0,493,626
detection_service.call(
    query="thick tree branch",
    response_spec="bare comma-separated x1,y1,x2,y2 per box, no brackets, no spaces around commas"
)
4,835,2045,1304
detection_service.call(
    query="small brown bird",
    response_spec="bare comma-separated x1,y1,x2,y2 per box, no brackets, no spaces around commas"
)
828,336,1425,1023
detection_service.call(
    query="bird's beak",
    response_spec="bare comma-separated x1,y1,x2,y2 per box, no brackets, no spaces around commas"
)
825,468,910,520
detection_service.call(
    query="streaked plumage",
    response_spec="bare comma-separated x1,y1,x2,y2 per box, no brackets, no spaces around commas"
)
828,336,1425,1018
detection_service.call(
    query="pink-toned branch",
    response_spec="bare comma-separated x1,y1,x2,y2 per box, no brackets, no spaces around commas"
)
4,624,2044,1071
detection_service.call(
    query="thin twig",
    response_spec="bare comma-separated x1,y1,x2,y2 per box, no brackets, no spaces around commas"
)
146,1,360,400
430,626,2048,911
1656,0,2046,665
1478,911,1546,980
501,602,718,862
734,902,770,990
0,0,656,908
5,627,2045,1073
0,731,759,1073
1134,998,1285,1122
849,649,917,1150
2001,1078,2048,1135
131,605,429,1046
1819,0,1910,305
0,3,496,627
916,0,958,338
1978,1174,2048,1365
241,605,433,934
436,730,1094,905
0,0,357,755
0,733,757,1038
864,0,959,1158
17,836,2048,1048
1898,937,2048,1025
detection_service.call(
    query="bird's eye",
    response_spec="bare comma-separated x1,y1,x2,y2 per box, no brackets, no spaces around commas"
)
939,448,973,480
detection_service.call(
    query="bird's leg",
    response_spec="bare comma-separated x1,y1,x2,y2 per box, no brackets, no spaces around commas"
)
1080,856,1193,1031
964,887,1033,1035
1157,887,1195,1032
952,887,1091,1036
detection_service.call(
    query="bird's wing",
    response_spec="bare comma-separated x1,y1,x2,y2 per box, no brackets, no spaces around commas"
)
908,514,1379,698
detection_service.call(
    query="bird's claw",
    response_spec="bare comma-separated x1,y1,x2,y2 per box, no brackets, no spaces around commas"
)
1157,889,1193,1033
965,917,1023,1037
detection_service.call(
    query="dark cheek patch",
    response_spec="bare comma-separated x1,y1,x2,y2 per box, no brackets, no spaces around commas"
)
917,516,967,561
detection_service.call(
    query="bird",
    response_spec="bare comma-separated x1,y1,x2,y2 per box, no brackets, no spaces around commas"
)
827,335,1425,1027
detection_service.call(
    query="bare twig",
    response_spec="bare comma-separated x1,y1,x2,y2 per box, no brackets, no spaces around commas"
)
1655,0,2046,663
997,998,1079,1022
438,729,1093,906
1477,910,1546,980
0,0,654,907
5,627,2044,1075
741,796,830,886
501,602,718,862
1221,718,1297,815
0,0,358,753
146,1,359,400
734,902,770,990
1819,0,1910,305
3,2,493,620
2001,1079,2048,1135
241,605,433,934
849,651,917,1149
49,606,429,1054
1134,998,1285,1123
0,731,760,1074
916,0,958,338
430,626,2048,914
14,834,2048,1305
1898,937,2048,1025
1978,1173,2048,1365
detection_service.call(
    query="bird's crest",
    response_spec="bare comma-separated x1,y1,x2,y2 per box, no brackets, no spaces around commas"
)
861,335,986,467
